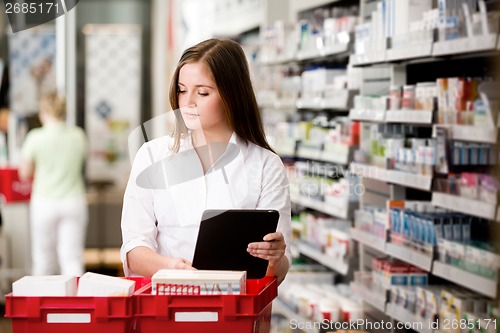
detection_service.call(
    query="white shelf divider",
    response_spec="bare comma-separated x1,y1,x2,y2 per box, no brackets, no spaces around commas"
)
273,298,319,333
386,170,433,191
296,147,322,160
349,51,387,66
350,282,387,312
386,303,434,333
433,125,498,144
350,163,432,191
297,241,349,275
297,96,350,110
385,110,434,124
386,40,434,62
297,43,351,61
211,7,262,36
385,243,433,271
292,195,351,220
432,261,497,298
349,109,386,122
291,0,342,14
432,33,498,56
350,228,386,253
431,192,497,220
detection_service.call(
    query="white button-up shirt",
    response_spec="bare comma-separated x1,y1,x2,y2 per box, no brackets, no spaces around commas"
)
120,132,292,276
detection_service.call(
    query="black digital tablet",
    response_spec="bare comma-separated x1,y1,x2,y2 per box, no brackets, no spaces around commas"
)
192,209,279,279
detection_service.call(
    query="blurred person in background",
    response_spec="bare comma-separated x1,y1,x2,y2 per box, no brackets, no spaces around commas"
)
19,92,88,276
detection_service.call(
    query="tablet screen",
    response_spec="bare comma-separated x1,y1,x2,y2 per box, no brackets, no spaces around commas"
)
192,209,279,279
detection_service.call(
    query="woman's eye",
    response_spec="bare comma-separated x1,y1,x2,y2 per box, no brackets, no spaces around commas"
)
198,92,208,97
178,90,186,94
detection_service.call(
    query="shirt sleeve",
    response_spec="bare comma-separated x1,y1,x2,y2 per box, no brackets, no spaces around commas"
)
21,130,38,161
120,142,159,276
256,153,292,266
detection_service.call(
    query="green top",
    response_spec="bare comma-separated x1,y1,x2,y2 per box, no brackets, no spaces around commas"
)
21,122,87,199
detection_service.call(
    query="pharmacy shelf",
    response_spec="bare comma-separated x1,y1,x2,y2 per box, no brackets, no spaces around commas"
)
385,110,434,124
431,192,497,220
211,8,262,37
296,43,351,61
349,51,387,67
386,170,432,191
297,241,349,275
432,34,498,57
385,243,433,271
386,303,434,333
272,138,297,157
433,124,498,144
350,162,389,182
386,40,434,62
297,143,351,165
291,0,341,14
259,98,297,110
350,282,387,313
350,228,386,253
273,298,319,333
292,194,352,220
432,261,497,298
297,96,351,111
349,109,386,122
350,163,433,191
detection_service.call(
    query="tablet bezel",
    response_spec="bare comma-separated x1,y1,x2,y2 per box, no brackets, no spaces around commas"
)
191,209,279,279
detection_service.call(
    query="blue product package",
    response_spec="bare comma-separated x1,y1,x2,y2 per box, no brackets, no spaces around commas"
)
443,216,452,240
390,208,399,233
433,216,442,245
425,217,434,246
452,215,462,242
462,218,471,241
403,211,412,240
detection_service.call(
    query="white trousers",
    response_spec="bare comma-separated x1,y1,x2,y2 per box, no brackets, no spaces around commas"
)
30,196,88,276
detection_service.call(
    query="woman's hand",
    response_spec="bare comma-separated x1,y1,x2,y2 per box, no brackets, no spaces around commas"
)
166,257,196,270
247,232,286,267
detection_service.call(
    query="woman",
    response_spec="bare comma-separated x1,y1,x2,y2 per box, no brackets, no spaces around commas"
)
19,92,88,276
120,38,291,283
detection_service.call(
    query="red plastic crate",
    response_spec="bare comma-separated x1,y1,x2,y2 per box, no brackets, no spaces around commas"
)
133,277,278,333
0,168,31,203
5,277,149,333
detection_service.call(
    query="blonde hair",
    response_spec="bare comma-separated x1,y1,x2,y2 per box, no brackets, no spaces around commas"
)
40,92,66,120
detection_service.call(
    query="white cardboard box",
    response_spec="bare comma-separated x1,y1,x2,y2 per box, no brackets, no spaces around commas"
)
12,275,77,296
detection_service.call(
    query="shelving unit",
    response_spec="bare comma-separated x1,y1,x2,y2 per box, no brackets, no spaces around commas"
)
385,243,433,272
432,124,498,144
431,192,497,220
350,163,433,191
296,241,349,275
272,299,319,333
229,1,500,332
349,109,385,122
384,110,434,124
350,34,500,67
432,261,497,298
350,281,387,312
291,194,353,220
350,228,386,253
385,303,434,333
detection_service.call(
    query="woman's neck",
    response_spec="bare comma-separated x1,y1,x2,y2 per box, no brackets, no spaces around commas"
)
191,129,232,147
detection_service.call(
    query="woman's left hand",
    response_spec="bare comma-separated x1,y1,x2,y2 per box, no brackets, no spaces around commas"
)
247,232,286,266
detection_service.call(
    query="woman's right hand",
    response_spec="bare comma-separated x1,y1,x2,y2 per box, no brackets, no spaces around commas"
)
166,257,196,270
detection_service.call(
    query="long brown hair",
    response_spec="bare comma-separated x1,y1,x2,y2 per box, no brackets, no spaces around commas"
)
169,38,274,153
